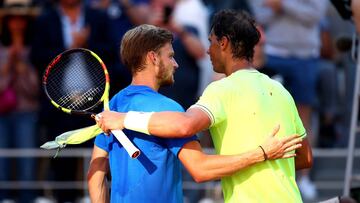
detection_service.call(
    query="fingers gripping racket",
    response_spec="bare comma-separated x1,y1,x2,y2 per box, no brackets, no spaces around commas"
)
43,48,140,158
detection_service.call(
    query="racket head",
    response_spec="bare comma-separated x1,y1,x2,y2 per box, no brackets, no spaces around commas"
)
42,48,110,115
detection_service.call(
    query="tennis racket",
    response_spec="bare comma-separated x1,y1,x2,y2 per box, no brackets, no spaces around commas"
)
42,48,140,159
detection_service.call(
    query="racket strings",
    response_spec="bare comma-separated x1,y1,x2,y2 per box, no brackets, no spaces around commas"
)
67,87,103,110
45,51,106,111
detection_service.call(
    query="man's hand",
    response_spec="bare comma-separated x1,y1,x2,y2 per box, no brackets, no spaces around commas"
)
95,111,126,134
260,125,303,160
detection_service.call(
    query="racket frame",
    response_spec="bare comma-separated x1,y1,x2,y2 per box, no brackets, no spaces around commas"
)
42,48,140,159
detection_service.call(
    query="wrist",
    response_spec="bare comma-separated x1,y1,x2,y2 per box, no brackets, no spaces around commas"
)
259,145,268,161
124,111,154,135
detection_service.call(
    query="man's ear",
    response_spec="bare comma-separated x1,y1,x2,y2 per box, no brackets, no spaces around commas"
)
147,51,158,65
220,36,229,50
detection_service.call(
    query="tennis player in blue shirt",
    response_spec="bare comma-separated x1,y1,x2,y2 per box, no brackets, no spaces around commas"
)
89,24,302,203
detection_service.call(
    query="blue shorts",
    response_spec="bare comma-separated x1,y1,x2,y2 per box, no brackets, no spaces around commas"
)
265,55,319,106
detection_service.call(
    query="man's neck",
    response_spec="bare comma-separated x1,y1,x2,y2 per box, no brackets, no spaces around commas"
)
225,59,253,76
131,71,159,91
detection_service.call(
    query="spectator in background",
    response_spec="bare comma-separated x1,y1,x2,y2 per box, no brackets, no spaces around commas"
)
172,0,211,97
317,15,340,148
88,0,151,95
329,0,360,149
250,0,328,200
202,0,252,18
29,0,114,201
0,0,40,202
147,0,206,109
352,0,360,34
90,0,206,109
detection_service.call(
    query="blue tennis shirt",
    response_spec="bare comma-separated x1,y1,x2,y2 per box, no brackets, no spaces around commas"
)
95,85,197,203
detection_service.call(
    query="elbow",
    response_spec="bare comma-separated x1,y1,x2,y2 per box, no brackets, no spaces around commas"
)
188,165,214,183
178,127,195,138
194,177,207,183
186,164,211,183
176,120,197,137
191,172,209,183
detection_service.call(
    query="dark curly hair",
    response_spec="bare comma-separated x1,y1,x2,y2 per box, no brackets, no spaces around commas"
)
210,9,260,61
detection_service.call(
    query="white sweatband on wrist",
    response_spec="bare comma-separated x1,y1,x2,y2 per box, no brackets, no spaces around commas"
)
124,111,154,135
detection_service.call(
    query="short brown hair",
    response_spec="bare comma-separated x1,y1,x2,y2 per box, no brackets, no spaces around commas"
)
120,24,173,74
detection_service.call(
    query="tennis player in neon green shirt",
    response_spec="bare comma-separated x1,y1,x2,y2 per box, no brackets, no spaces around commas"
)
193,68,307,202
96,10,313,203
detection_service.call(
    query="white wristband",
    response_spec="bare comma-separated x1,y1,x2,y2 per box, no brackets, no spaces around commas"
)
124,111,154,135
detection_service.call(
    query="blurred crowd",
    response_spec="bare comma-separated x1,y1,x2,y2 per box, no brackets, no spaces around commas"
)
0,0,358,202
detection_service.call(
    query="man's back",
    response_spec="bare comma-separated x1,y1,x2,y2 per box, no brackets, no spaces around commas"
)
95,85,197,203
196,69,305,202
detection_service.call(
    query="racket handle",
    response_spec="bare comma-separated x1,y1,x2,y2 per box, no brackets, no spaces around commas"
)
111,129,140,159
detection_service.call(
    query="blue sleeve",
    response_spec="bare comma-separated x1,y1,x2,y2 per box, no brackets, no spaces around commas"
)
166,136,198,157
94,133,110,152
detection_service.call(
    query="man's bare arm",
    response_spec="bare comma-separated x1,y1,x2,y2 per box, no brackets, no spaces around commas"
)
179,128,302,182
88,146,110,203
295,137,313,170
147,108,210,137
96,108,211,138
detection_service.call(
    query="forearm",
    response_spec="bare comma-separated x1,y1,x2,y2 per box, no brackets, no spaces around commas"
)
97,108,210,138
180,130,302,182
181,146,265,183
148,111,199,138
88,174,109,203
87,147,110,203
122,109,208,137
88,160,109,203
198,149,266,181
